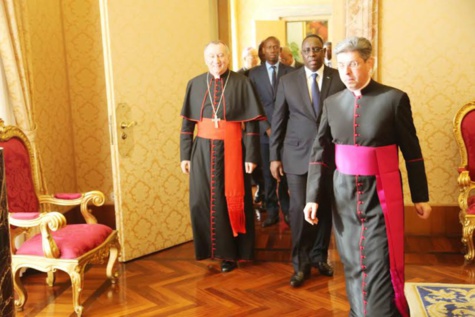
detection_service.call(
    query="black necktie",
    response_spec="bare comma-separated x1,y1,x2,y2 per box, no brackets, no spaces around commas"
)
271,66,277,97
311,73,320,116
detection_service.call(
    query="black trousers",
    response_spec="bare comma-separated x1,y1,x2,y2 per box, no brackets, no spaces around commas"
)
286,173,332,273
260,143,289,219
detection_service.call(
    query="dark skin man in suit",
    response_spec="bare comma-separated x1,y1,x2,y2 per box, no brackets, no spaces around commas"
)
270,34,346,287
249,36,294,228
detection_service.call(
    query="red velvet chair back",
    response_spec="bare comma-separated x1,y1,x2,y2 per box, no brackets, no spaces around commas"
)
461,108,475,180
0,137,39,213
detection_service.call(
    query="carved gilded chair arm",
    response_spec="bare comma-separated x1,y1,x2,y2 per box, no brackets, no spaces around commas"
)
9,211,66,258
457,169,472,188
9,212,49,228
38,190,106,224
458,181,475,213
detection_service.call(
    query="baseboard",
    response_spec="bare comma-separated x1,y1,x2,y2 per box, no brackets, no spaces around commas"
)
405,205,460,237
62,204,460,238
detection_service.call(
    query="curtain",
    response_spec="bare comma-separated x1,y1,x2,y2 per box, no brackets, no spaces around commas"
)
0,59,15,125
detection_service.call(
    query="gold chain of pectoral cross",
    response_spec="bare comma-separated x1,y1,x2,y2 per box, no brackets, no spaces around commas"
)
206,72,230,128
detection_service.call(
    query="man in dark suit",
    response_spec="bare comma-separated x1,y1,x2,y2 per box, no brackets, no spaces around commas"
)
237,46,259,77
249,36,294,227
270,34,346,287
280,46,304,69
237,46,266,206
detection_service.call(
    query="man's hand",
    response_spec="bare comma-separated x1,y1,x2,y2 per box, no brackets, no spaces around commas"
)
181,160,190,174
414,202,431,219
303,202,319,225
270,161,284,181
266,128,271,137
245,162,257,174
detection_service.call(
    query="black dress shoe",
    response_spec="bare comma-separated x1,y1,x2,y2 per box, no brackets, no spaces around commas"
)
314,261,334,276
258,201,266,211
290,271,310,288
221,260,237,273
262,217,279,227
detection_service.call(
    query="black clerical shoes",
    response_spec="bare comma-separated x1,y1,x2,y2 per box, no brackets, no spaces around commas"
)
290,270,311,288
221,260,237,273
261,217,279,227
314,261,334,276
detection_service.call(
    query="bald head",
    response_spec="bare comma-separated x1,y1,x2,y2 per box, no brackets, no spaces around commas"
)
280,46,294,66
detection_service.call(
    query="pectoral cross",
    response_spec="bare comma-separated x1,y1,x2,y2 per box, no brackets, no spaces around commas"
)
212,115,221,128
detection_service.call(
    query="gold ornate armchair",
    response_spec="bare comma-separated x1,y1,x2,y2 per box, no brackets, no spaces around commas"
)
453,100,475,262
0,119,120,316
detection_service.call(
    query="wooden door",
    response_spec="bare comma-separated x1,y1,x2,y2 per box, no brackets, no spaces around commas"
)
99,0,218,261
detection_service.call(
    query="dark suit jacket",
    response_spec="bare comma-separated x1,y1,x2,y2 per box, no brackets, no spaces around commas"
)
249,63,295,144
293,61,304,69
269,66,346,175
237,67,250,77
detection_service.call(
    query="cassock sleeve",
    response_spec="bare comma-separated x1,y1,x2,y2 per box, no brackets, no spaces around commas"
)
180,118,195,161
306,101,334,203
243,121,261,163
395,93,429,203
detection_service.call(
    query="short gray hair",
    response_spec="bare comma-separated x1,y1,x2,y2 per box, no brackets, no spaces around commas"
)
204,40,230,55
241,46,257,59
335,37,372,61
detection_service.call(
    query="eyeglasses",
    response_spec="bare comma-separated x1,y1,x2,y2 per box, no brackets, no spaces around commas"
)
337,61,361,69
302,47,323,55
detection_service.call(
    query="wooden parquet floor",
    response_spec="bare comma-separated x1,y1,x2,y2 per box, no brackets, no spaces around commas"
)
15,212,475,317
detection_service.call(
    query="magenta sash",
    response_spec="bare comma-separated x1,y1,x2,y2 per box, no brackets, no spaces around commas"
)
335,144,408,317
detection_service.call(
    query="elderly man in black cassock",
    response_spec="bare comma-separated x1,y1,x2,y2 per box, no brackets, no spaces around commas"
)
180,41,265,273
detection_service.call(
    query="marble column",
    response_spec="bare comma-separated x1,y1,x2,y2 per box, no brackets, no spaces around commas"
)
0,149,15,316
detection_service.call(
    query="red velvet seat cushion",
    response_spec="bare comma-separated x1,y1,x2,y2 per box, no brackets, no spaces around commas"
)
0,138,39,213
16,224,113,259
468,196,475,215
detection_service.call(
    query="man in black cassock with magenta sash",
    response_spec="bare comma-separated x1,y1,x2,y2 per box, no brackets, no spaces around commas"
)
304,37,432,317
180,41,265,273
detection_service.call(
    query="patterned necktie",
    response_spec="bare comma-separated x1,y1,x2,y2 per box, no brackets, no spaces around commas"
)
311,73,320,116
271,66,277,97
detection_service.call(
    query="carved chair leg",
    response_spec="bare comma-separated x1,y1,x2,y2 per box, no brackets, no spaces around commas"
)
46,270,56,286
12,267,26,311
462,222,475,262
106,245,119,283
68,267,85,317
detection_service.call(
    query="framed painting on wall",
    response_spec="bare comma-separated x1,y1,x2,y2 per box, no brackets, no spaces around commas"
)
305,20,328,42
286,19,329,62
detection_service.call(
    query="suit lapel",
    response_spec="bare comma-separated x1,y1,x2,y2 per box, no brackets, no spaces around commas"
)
258,65,273,98
296,68,316,119
321,66,333,100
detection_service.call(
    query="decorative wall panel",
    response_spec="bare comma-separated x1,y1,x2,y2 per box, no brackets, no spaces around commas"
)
61,0,113,198
380,0,475,204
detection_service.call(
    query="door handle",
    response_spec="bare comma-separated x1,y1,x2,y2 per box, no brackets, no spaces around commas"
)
120,121,137,129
